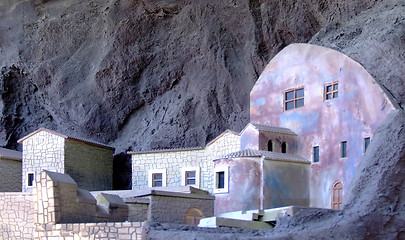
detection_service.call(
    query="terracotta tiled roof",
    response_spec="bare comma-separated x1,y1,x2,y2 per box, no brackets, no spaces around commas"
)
244,123,297,135
0,147,22,161
17,128,115,150
222,148,310,164
251,123,297,135
128,146,204,154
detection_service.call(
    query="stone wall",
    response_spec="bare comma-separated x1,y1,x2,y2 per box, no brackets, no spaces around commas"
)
127,200,149,222
147,192,214,224
21,131,65,192
0,158,22,192
64,140,113,191
131,131,240,193
35,171,127,225
0,192,35,239
35,222,144,240
204,131,241,191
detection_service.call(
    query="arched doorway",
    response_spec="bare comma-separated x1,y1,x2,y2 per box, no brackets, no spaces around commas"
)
281,142,287,153
267,140,273,151
184,207,204,226
331,180,343,210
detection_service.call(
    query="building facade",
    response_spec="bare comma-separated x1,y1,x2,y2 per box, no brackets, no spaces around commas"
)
0,147,22,192
214,43,397,213
18,128,115,192
130,130,240,193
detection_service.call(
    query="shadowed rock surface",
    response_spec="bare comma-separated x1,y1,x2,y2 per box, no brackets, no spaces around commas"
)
0,0,404,238
1,0,398,153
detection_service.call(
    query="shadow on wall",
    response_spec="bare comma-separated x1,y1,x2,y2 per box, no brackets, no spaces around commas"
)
113,152,132,190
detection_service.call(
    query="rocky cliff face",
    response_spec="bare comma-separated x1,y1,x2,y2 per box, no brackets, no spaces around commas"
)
1,0,404,238
2,0,401,153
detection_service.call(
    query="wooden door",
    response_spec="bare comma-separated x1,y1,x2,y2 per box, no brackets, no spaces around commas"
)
184,207,204,226
332,180,343,210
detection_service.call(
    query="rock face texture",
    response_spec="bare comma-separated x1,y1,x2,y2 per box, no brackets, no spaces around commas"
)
2,0,401,153
0,0,404,239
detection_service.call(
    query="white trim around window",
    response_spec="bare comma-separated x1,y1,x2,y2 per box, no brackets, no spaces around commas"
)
148,169,167,188
181,167,200,188
213,165,229,194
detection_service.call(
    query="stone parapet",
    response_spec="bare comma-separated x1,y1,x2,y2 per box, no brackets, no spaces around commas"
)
139,190,214,224
35,170,128,225
0,192,35,239
34,221,144,240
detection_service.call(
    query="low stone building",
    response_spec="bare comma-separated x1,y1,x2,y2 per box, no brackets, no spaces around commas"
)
18,128,115,192
0,170,214,239
96,186,214,225
129,130,240,193
0,147,22,192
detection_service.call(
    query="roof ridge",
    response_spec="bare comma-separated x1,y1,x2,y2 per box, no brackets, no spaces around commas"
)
128,146,204,154
222,148,310,164
17,128,114,150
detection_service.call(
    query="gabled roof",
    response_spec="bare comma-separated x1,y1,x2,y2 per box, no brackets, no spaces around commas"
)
206,129,240,147
17,128,115,150
128,146,204,155
220,148,310,164
242,123,297,136
0,147,22,161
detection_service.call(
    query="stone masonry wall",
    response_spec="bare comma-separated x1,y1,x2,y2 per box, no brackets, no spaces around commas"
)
0,192,35,239
128,202,149,222
35,222,144,240
35,171,127,225
203,131,241,191
148,195,214,224
132,131,240,193
0,158,22,192
22,131,65,192
132,149,205,190
64,140,113,191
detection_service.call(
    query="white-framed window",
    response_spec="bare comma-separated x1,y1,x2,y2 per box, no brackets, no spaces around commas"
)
213,165,229,194
181,167,200,188
148,169,167,187
27,172,35,188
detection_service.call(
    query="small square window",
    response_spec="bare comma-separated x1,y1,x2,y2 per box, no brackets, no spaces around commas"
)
313,146,319,163
186,171,196,185
325,82,339,101
341,141,347,158
364,137,371,153
152,173,162,187
284,87,304,111
181,167,200,187
27,173,35,187
148,169,167,188
214,166,229,194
